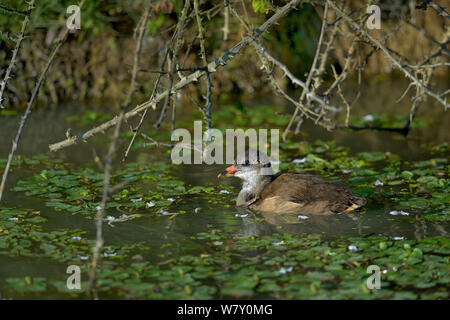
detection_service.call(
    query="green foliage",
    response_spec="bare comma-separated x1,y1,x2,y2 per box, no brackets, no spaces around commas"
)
66,110,111,125
2,219,448,299
146,13,167,35
0,0,173,38
1,133,449,299
269,4,322,79
252,0,271,14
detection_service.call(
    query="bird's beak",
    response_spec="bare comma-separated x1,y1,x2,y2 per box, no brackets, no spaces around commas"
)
218,165,237,178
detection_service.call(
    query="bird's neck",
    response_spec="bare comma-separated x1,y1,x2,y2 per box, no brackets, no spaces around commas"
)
237,174,272,206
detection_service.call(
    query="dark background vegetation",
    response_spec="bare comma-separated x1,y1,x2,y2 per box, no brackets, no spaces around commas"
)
1,0,446,110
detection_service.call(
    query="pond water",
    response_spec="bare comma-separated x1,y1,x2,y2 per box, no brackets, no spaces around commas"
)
0,79,448,299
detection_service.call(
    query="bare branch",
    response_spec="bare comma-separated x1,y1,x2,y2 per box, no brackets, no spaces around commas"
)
87,0,154,294
328,0,449,110
0,0,35,108
49,0,303,152
0,0,86,203
86,110,125,294
155,0,191,129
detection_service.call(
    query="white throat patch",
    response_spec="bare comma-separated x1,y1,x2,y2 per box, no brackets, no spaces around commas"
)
235,170,259,192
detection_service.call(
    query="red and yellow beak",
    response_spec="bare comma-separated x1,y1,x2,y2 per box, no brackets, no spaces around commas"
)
218,165,237,178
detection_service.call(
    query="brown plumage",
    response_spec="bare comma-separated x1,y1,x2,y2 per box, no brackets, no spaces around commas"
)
253,173,365,215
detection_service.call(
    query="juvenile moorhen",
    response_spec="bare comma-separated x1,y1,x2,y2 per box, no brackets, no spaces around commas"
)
218,150,365,215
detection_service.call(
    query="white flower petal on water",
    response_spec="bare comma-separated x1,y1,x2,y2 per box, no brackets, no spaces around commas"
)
297,215,309,220
220,190,230,194
104,252,117,257
167,198,176,202
7,217,19,221
78,256,89,260
375,179,384,186
146,201,155,208
71,236,82,241
279,267,293,274
389,210,410,216
235,213,248,218
131,197,142,203
363,114,374,122
292,158,306,164
272,241,284,246
159,209,176,216
341,169,352,174
348,245,358,252
105,216,115,221
390,236,404,241
95,206,102,211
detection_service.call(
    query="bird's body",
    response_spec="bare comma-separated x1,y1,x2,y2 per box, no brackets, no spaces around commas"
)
249,172,365,215
218,150,365,216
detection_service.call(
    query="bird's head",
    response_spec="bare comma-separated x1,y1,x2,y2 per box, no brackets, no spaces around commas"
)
218,149,273,182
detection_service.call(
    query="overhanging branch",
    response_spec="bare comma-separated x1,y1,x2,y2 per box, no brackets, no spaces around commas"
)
48,0,302,152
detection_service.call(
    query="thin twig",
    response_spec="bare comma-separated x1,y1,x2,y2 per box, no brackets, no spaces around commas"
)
251,38,334,129
86,111,124,295
121,0,159,162
223,0,230,40
0,0,35,108
86,0,154,294
122,0,154,110
283,2,331,140
328,0,449,110
155,0,191,129
0,0,86,203
194,0,213,135
251,39,339,112
0,4,33,17
49,0,303,152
